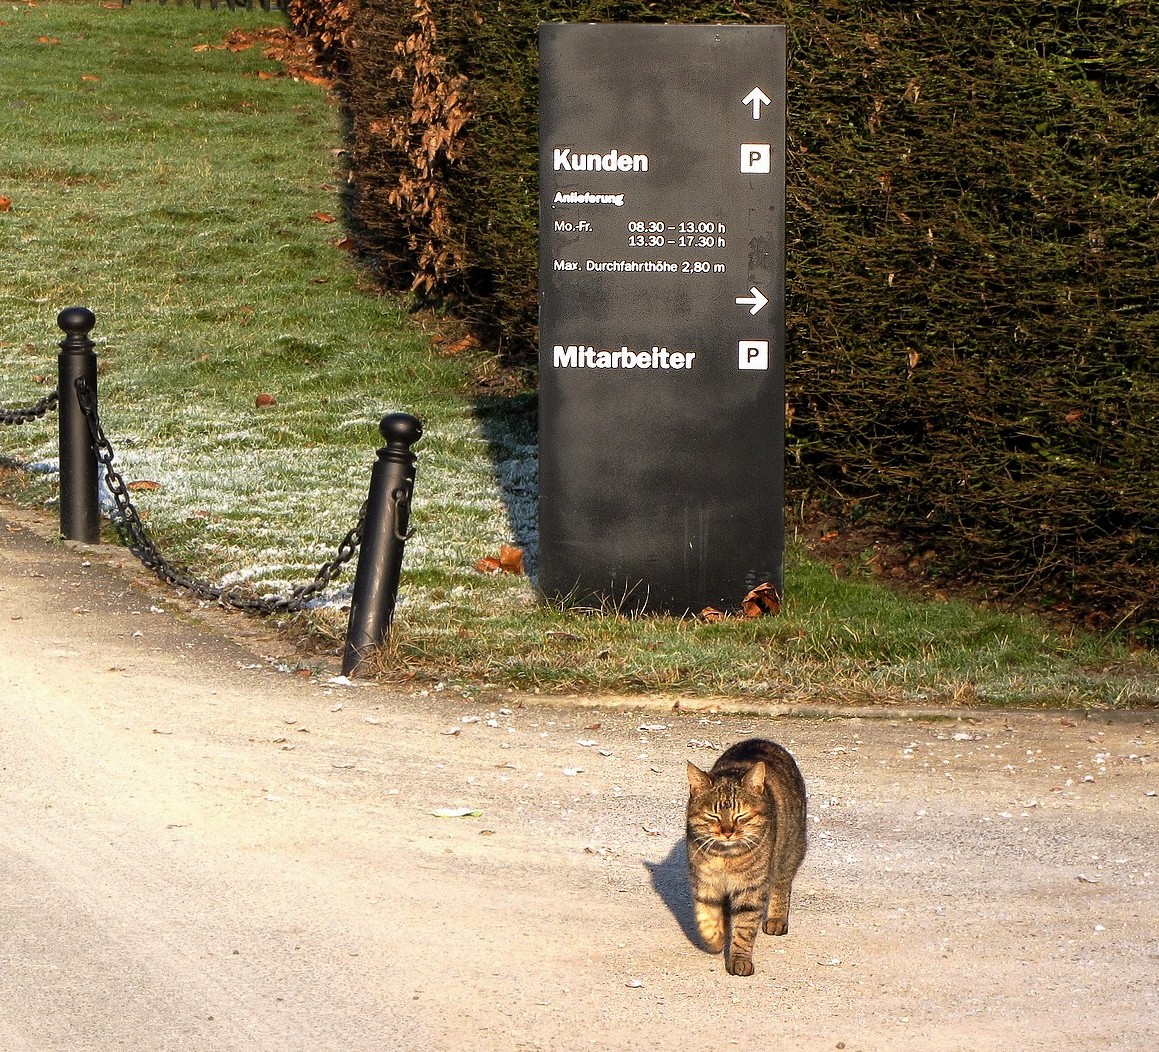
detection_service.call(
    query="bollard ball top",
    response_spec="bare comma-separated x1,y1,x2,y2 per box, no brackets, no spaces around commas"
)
379,412,423,447
57,306,97,335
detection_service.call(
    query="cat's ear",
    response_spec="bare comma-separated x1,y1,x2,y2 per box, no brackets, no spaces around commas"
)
686,761,713,796
742,761,767,794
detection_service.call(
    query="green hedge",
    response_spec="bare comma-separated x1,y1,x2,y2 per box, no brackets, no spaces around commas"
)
296,0,1159,639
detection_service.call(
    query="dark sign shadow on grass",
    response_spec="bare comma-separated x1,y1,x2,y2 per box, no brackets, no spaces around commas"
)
643,837,701,949
472,392,540,582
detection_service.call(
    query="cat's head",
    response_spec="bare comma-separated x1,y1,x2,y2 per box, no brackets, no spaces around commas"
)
686,760,772,856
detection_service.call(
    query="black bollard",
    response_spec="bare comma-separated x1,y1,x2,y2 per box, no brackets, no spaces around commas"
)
57,306,99,543
342,413,423,678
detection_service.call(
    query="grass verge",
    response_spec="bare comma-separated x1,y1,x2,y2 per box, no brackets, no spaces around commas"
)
1,2,1156,708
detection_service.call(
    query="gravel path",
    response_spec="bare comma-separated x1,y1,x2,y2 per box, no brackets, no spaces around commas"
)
1,509,1156,1051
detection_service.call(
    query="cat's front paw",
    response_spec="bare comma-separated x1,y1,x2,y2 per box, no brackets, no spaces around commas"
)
726,955,755,977
693,901,726,953
764,916,789,936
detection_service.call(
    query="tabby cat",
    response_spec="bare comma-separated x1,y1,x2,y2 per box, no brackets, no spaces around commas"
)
686,737,808,976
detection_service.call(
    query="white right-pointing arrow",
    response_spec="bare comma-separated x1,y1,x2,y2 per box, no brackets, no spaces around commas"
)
735,286,769,315
743,87,772,119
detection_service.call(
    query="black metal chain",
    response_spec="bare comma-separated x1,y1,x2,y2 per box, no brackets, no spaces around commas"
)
1,389,59,426
74,378,365,615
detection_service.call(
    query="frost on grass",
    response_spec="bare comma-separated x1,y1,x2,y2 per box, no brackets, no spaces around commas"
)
0,392,539,617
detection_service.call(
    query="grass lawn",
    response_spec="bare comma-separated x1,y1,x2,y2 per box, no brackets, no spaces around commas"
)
2,1,1156,707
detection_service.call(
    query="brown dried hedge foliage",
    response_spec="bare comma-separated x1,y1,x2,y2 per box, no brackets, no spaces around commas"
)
284,0,355,77
295,0,1159,640
337,0,475,297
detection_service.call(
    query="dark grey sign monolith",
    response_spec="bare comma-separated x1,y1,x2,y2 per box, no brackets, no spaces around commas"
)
538,23,786,614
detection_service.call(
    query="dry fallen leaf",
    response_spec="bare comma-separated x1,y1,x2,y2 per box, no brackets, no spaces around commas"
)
700,606,726,622
0,196,12,213
125,480,160,492
475,547,524,575
255,392,277,408
441,335,479,356
498,544,525,575
742,582,782,619
312,211,337,224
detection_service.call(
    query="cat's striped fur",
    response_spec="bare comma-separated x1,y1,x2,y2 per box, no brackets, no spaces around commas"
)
686,738,807,976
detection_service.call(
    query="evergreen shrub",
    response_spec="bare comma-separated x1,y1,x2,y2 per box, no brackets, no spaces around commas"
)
295,0,1159,639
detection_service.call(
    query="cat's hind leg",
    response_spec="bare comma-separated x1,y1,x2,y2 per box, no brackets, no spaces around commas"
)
765,832,804,936
764,881,792,935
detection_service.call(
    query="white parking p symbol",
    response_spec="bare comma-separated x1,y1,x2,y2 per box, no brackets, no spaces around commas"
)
739,340,769,370
740,143,771,174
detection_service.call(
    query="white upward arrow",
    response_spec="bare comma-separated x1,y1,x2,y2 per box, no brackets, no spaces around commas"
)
743,87,772,120
735,286,769,315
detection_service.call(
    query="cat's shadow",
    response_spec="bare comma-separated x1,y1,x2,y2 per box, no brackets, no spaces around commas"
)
643,838,700,947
